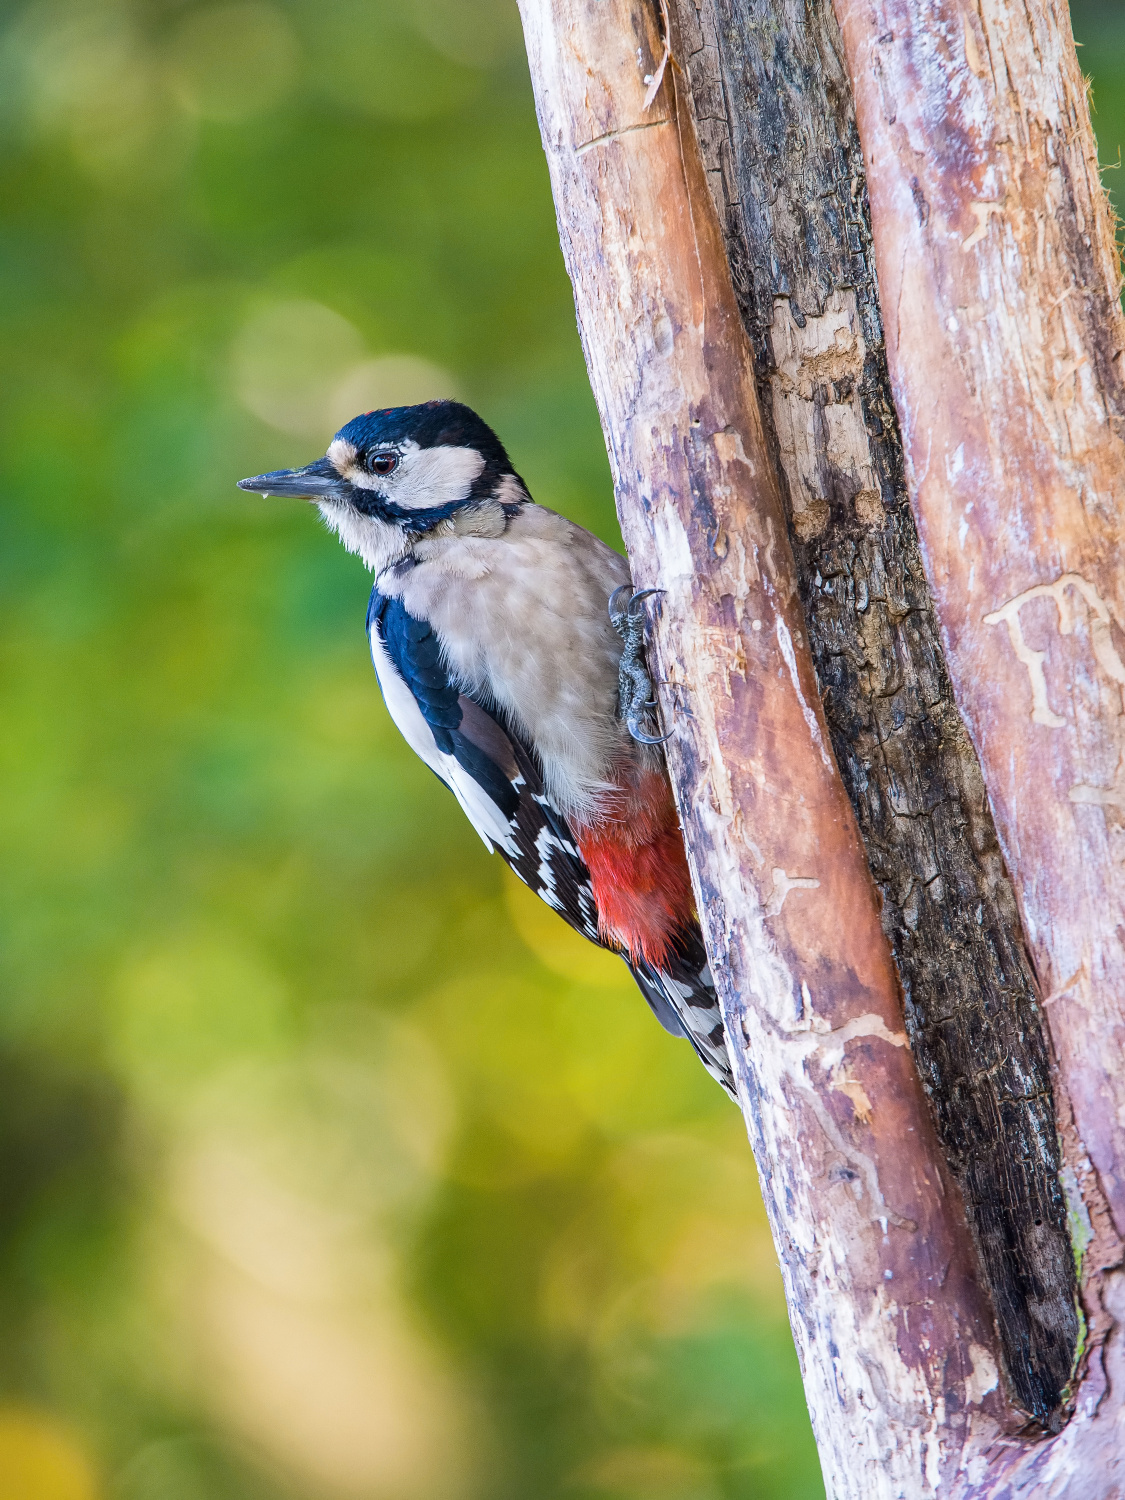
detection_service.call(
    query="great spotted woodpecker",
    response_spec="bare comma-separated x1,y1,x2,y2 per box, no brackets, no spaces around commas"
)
239,401,734,1096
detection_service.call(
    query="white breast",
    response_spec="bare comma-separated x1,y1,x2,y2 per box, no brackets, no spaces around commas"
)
385,505,635,825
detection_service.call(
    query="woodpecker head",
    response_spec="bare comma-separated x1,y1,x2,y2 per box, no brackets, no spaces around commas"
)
237,400,528,567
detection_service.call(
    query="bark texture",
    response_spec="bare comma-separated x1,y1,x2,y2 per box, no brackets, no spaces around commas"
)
667,0,1077,1424
519,0,1125,1488
516,1,1015,1493
830,0,1125,1487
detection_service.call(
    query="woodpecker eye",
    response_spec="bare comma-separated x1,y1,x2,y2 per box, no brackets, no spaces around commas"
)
367,452,399,477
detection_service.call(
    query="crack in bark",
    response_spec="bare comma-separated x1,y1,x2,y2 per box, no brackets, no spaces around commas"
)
670,0,1079,1425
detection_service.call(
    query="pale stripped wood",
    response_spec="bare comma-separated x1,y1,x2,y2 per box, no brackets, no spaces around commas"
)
516,1,1018,1493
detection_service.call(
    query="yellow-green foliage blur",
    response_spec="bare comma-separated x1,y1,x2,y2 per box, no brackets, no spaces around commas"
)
0,2,1120,1498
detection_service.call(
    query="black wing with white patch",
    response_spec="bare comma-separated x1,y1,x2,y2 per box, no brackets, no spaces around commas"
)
368,586,600,943
366,586,735,1099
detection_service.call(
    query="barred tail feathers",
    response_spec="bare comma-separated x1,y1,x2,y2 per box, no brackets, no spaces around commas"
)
629,929,736,1100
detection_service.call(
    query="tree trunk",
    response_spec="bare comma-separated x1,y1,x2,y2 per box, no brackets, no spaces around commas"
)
833,0,1125,1397
668,0,1078,1427
517,0,1125,1493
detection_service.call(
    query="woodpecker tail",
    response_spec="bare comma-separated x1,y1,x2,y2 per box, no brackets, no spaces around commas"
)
627,926,736,1099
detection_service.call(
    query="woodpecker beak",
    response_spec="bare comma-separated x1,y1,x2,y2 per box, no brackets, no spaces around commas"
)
237,457,351,500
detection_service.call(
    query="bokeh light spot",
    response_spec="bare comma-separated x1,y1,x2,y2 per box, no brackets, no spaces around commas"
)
328,355,461,432
411,0,525,69
0,1409,97,1500
153,1043,472,1499
112,935,291,1098
232,299,367,439
232,299,459,442
304,0,480,120
167,3,299,123
4,2,182,177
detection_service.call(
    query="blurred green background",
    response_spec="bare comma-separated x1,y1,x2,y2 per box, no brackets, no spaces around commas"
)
0,2,1120,1498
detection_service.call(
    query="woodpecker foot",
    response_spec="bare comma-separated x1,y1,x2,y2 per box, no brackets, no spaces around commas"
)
609,586,672,745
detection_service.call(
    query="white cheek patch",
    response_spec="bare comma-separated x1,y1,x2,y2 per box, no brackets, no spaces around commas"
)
360,443,485,512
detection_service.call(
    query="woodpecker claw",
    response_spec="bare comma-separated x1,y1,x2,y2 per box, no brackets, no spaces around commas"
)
627,587,663,611
627,718,674,746
607,584,632,621
609,587,673,745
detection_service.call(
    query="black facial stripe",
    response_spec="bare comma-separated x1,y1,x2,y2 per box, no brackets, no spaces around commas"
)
347,483,463,525
349,491,471,526
348,487,523,530
349,488,410,522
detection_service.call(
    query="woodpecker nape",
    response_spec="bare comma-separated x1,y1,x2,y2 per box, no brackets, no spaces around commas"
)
239,401,734,1096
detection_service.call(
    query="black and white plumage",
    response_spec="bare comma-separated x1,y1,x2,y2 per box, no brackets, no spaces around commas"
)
239,401,734,1097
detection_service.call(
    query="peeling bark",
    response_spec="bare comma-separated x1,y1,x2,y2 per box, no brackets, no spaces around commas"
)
517,1,1012,1493
832,0,1125,1481
667,0,1077,1425
518,0,1125,1489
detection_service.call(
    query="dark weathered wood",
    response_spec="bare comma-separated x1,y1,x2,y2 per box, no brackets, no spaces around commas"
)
833,0,1125,1485
669,0,1078,1423
516,1,1014,1490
